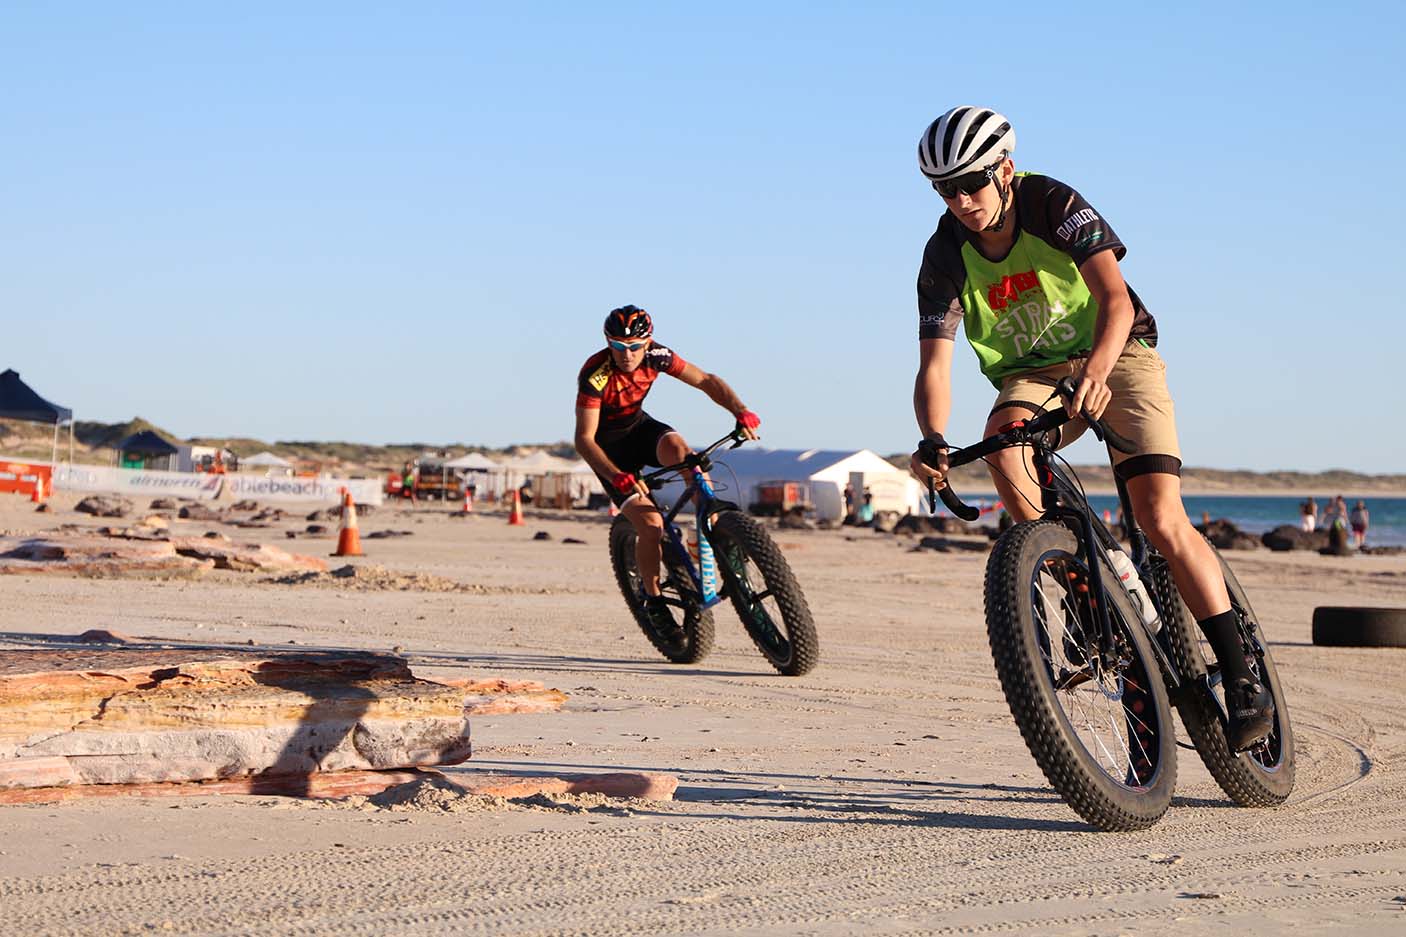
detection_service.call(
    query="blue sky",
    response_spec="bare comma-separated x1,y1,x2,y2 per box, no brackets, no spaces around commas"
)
3,2,1402,471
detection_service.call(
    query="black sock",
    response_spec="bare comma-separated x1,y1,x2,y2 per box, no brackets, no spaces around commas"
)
1198,610,1252,683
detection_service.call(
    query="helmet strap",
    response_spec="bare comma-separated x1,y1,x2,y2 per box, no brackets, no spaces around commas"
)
984,173,1012,233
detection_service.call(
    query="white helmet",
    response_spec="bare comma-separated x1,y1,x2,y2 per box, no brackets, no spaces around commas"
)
917,106,1016,181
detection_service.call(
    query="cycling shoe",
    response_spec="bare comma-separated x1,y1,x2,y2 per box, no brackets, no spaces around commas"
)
1226,677,1275,751
643,594,687,646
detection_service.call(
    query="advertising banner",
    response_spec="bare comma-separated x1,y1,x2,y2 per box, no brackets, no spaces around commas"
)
221,474,383,505
36,462,383,505
52,464,225,500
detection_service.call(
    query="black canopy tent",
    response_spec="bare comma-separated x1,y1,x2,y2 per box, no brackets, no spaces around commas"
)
0,369,74,468
116,430,178,470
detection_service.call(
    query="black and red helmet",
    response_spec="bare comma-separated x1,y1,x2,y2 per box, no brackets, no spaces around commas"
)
603,305,653,339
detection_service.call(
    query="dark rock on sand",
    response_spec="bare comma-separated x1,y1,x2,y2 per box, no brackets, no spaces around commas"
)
75,496,133,518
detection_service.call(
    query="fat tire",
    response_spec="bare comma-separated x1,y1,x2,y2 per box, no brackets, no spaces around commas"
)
985,520,1176,832
1312,606,1406,648
710,511,819,676
608,514,715,664
1148,542,1295,806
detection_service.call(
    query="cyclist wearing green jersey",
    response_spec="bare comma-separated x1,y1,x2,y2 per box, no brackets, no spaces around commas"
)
907,106,1272,750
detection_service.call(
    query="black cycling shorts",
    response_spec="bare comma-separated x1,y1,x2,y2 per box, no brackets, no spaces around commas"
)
596,414,678,506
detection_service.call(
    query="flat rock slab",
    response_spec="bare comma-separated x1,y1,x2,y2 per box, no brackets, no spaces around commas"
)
0,768,678,805
0,536,212,579
0,648,484,791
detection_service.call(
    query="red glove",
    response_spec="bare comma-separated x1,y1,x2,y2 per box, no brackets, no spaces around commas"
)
611,472,638,494
737,410,761,431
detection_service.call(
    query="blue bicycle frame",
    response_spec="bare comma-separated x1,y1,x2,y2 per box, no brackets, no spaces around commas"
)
640,430,747,610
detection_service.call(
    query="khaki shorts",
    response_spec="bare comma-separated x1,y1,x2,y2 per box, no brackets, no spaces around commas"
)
991,340,1182,480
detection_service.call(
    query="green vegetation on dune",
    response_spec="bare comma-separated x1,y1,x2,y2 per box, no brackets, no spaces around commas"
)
73,417,180,450
1,416,576,475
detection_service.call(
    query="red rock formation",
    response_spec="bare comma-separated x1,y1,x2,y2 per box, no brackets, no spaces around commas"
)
0,767,677,805
168,537,328,573
447,677,570,715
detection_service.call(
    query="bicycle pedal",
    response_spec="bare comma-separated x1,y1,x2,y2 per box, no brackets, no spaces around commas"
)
1054,666,1094,691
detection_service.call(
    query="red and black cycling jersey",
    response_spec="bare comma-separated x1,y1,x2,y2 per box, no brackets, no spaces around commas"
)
576,344,688,443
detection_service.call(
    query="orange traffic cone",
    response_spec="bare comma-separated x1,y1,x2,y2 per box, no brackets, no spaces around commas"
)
507,489,525,526
31,475,45,504
462,488,473,514
333,490,364,556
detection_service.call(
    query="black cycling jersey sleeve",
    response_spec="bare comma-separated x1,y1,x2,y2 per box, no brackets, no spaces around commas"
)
917,217,968,341
1022,175,1128,267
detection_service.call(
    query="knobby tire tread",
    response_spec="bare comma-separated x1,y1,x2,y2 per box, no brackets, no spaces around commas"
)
609,515,715,664
710,511,819,676
1147,543,1295,806
984,520,1175,832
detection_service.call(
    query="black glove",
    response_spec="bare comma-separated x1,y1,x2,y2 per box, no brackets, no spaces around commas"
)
916,435,949,469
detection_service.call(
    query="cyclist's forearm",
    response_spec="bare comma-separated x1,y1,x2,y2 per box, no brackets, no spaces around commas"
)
698,373,747,417
574,435,623,481
1084,298,1135,383
914,368,951,439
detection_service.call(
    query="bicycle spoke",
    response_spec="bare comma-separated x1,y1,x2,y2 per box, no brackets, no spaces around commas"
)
1029,551,1161,791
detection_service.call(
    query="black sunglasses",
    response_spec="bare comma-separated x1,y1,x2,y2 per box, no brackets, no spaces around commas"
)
931,160,1004,199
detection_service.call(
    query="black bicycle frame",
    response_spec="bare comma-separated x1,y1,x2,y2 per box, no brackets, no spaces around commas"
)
1032,450,1182,690
927,382,1183,689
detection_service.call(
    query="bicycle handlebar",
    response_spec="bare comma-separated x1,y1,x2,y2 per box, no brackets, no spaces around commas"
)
922,376,1136,520
641,428,749,487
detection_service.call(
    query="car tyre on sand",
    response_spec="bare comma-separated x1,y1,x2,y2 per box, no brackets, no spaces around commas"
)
1312,606,1406,648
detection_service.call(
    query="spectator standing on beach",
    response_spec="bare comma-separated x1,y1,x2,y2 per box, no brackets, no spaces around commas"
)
401,460,419,507
1350,500,1370,548
858,490,875,525
1322,495,1349,533
1300,496,1317,532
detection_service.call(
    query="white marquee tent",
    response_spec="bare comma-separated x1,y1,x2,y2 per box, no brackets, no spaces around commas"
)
240,451,294,468
444,452,500,471
664,447,927,521
452,450,600,501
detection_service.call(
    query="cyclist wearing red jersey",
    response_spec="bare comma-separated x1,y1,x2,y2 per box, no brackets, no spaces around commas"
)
575,305,760,630
907,106,1272,750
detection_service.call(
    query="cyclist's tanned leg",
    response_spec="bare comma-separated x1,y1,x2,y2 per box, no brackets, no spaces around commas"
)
1125,473,1230,619
625,431,691,597
623,496,666,596
656,433,689,468
984,407,1045,521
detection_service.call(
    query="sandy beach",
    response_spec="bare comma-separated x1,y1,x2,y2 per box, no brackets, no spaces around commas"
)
1,490,1403,936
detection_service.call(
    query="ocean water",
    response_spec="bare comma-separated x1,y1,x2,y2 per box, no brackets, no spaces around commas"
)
1079,494,1406,548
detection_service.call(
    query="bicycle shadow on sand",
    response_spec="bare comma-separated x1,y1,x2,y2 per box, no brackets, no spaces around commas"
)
459,756,1087,831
